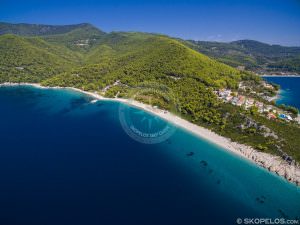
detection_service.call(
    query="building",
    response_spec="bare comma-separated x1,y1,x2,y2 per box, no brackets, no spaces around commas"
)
264,105,273,112
236,95,246,106
255,101,264,112
245,98,254,109
268,113,277,120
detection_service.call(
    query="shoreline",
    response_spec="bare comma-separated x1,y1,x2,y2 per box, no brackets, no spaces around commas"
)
1,82,300,187
261,75,300,78
272,88,285,103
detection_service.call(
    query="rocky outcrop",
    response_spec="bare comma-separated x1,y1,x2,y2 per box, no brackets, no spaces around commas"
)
233,142,300,186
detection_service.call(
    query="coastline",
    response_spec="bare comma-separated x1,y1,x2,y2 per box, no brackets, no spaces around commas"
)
260,74,300,78
1,82,300,187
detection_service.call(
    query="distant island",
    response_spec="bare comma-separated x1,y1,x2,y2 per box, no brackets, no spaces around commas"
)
1,22,300,186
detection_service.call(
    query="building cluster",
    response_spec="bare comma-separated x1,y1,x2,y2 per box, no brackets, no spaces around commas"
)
215,89,294,122
74,39,91,46
238,81,276,102
261,81,274,89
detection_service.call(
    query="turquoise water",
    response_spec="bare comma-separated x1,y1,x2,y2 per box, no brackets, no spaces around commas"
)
0,85,299,225
264,76,300,109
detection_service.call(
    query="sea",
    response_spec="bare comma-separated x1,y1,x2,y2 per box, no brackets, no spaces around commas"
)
264,76,300,110
0,83,299,225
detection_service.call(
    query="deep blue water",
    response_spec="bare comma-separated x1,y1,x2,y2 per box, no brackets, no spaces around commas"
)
264,76,300,109
0,85,299,225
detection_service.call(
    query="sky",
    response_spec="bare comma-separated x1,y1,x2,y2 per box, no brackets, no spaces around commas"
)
1,0,300,46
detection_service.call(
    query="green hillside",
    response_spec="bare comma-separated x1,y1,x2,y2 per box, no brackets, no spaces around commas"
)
0,22,106,52
0,34,77,82
185,39,300,74
2,22,299,74
42,24,106,52
44,32,242,89
0,22,101,36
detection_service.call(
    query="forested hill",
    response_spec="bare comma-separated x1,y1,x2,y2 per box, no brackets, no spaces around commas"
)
0,22,104,37
0,34,79,82
0,23,243,86
1,22,300,164
1,22,299,74
231,40,300,57
185,39,300,74
0,22,106,52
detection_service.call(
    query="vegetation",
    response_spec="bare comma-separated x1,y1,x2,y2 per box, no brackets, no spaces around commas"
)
0,34,76,82
1,22,300,163
184,39,300,74
0,22,102,37
278,104,299,116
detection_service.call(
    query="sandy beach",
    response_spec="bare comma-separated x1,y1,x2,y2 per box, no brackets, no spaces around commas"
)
1,82,300,186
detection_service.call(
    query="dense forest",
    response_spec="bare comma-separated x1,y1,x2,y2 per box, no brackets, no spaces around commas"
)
0,22,300,163
184,39,300,74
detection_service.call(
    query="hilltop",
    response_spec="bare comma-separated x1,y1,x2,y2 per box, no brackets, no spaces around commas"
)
0,22,104,36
